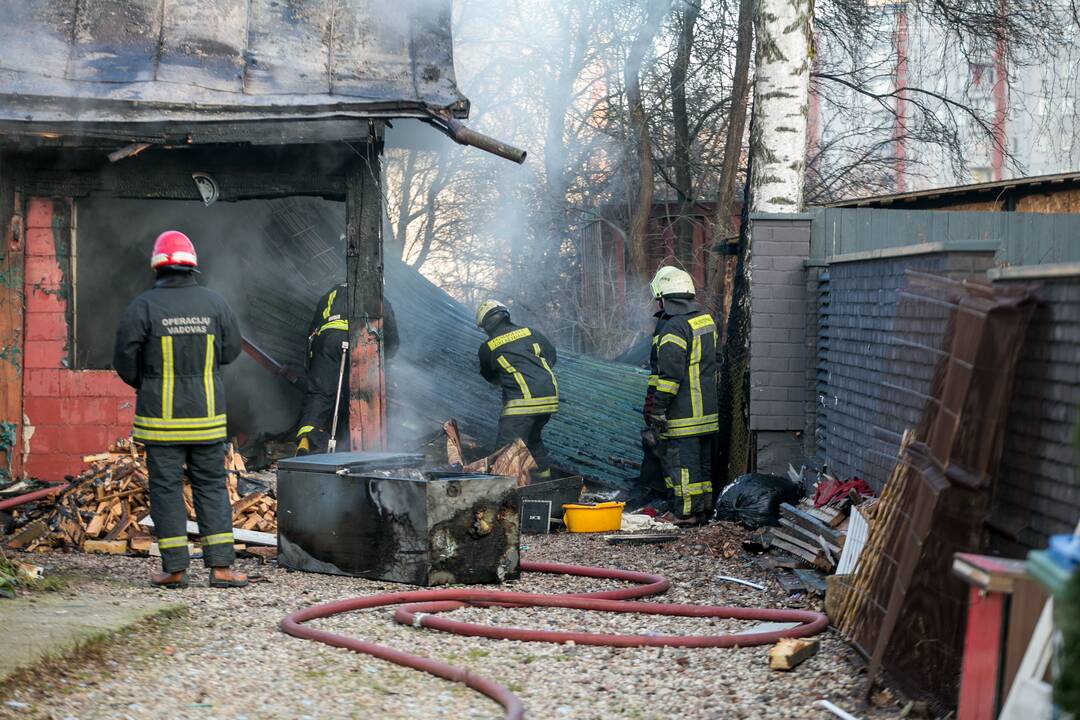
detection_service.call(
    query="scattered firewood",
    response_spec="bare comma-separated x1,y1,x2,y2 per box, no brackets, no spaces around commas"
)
444,419,465,466
465,438,537,487
768,637,819,670
83,539,128,555
2,439,278,554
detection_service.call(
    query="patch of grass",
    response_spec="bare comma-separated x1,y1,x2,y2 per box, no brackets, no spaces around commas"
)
0,604,188,702
465,648,490,659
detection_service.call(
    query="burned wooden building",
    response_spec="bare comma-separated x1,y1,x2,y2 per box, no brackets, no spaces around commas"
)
0,0,490,480
0,1,648,488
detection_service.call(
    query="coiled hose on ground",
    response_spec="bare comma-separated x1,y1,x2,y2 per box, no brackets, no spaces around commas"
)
281,560,829,720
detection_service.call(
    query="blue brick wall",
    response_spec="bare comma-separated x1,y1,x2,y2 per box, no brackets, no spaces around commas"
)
992,279,1080,550
815,251,996,490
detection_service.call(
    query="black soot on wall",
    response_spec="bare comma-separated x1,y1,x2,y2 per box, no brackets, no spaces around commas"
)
75,196,348,445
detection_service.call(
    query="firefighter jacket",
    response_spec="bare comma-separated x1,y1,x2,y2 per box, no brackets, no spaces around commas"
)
113,272,242,445
308,283,399,360
478,319,559,416
646,297,718,439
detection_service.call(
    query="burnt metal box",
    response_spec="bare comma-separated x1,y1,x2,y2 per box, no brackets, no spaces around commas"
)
277,452,521,585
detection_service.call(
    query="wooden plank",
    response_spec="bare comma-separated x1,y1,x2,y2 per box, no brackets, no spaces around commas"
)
771,536,831,571
4,520,48,549
951,552,1027,593
769,638,820,670
83,539,128,554
793,569,828,595
779,517,842,555
346,147,387,451
231,491,267,516
772,528,828,558
780,503,843,546
0,168,22,481
775,570,807,594
139,517,275,546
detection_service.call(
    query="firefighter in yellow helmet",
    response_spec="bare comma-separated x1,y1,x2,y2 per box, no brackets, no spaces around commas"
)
641,266,718,525
476,300,558,475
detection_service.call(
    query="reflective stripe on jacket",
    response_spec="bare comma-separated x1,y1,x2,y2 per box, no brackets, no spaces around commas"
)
478,320,559,416
113,273,242,445
306,283,400,360
647,297,718,439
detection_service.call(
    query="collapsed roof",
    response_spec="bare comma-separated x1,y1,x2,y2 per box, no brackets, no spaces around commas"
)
384,260,649,490
0,0,468,141
237,199,648,488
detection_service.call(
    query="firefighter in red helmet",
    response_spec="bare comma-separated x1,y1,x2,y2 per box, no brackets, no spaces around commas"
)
113,231,248,589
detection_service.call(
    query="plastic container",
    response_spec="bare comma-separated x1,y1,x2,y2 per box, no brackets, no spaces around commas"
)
562,501,626,533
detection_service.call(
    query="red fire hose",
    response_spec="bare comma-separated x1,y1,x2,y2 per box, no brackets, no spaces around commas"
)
281,560,828,719
0,483,71,512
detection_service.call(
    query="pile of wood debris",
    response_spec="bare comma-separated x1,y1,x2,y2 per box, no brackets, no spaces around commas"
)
744,476,872,597
2,439,276,556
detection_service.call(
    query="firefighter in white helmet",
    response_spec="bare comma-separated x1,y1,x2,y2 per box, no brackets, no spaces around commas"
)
475,300,559,476
641,266,719,525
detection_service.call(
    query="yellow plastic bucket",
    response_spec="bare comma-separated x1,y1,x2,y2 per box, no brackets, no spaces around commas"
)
562,502,625,533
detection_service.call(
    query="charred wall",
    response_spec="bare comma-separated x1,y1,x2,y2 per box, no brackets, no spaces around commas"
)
74,196,347,443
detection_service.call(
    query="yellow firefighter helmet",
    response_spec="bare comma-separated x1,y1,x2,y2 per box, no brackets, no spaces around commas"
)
475,299,509,327
649,266,696,299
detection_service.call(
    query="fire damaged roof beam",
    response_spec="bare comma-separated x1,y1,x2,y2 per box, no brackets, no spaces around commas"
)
424,108,527,165
107,142,153,163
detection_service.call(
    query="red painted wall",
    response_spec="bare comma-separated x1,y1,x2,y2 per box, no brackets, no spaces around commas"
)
21,197,135,481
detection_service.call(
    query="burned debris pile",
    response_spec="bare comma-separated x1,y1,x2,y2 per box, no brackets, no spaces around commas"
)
2,440,276,556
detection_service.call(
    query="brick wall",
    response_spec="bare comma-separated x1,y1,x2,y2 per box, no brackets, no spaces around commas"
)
22,197,135,480
749,216,811,432
990,278,1080,552
815,251,996,490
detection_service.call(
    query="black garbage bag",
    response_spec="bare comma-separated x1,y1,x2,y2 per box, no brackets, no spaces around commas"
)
712,473,804,528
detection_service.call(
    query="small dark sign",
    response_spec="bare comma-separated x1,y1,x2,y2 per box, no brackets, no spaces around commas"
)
521,499,552,534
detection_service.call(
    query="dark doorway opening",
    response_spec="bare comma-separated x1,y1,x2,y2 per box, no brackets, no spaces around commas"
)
74,196,347,446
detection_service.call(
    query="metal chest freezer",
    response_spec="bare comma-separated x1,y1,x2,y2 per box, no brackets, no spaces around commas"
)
276,451,520,585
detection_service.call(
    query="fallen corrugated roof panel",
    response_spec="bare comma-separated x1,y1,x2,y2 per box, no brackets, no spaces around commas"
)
0,0,468,130
385,260,648,489
226,198,643,488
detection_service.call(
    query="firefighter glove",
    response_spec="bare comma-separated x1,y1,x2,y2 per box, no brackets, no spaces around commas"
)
649,413,669,432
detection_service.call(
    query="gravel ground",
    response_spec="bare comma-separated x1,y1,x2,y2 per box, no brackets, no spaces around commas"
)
0,528,910,720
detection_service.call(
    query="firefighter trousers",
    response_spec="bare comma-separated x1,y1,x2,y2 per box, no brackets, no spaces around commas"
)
298,329,349,451
146,443,235,573
662,434,716,518
496,413,553,471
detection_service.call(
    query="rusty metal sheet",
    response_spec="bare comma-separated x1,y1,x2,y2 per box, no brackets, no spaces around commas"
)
69,0,161,83
0,0,77,77
245,0,334,96
158,0,249,94
0,0,468,133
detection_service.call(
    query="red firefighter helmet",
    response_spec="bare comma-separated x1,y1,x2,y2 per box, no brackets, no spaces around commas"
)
150,230,198,270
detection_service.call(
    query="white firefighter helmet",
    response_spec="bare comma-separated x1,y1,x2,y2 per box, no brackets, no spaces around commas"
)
649,266,695,299
475,299,509,327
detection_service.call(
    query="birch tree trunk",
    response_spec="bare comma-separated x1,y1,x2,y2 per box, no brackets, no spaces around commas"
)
750,0,813,213
718,0,813,481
